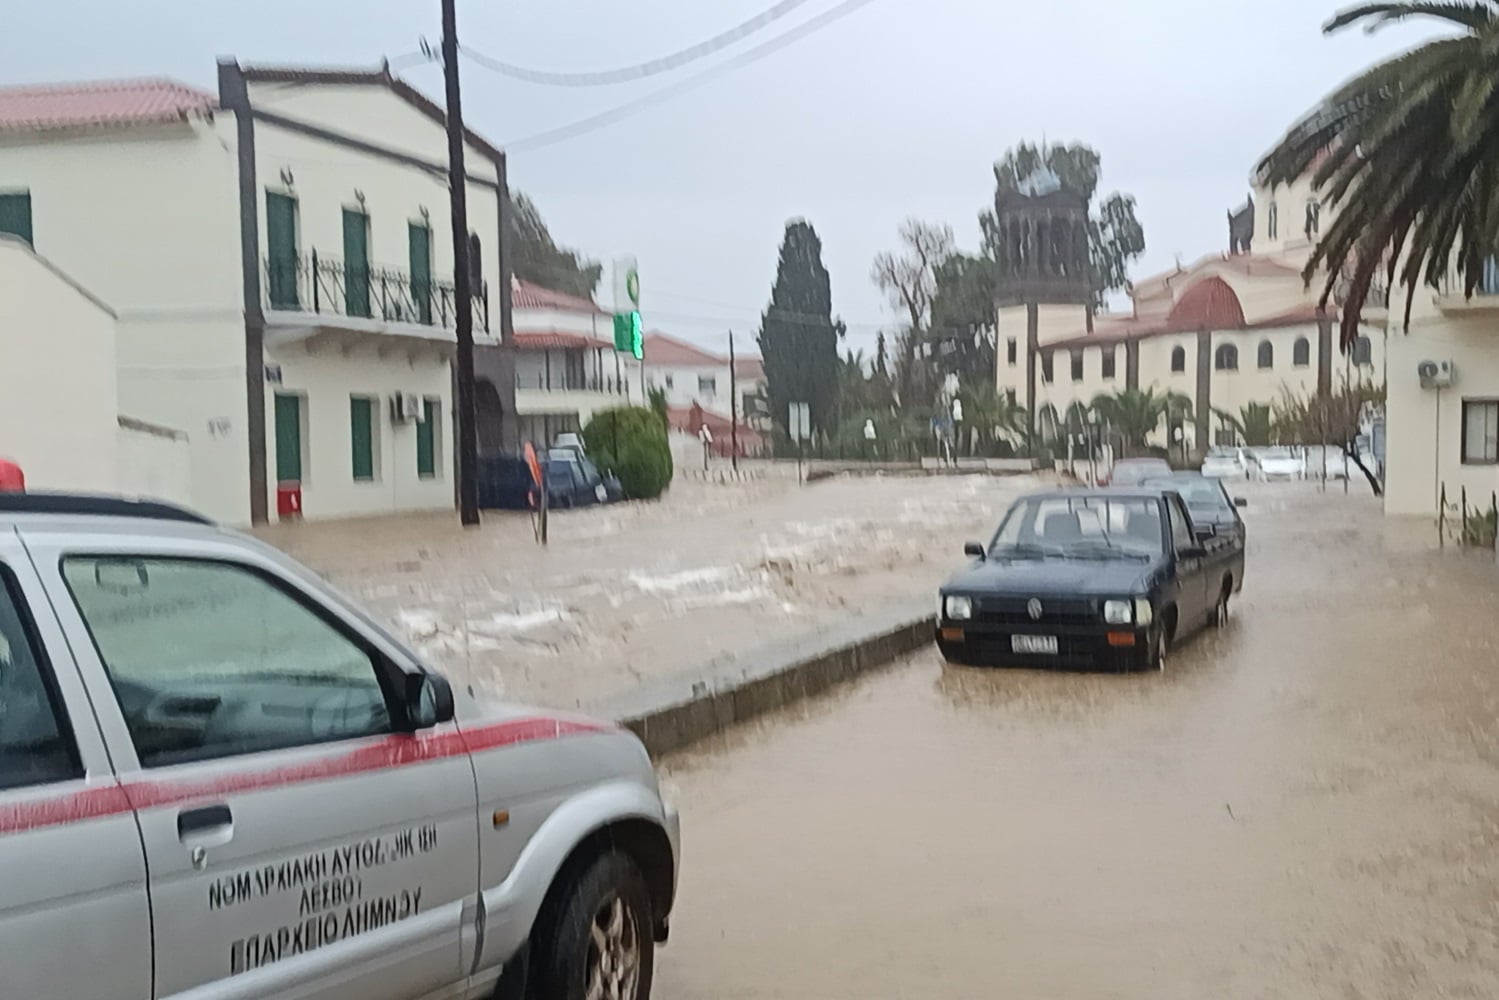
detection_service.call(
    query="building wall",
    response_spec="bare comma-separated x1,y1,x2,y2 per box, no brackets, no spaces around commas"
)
268,346,454,519
647,362,730,410
0,122,251,519
1251,173,1322,258
0,238,121,491
117,420,193,507
1385,299,1499,517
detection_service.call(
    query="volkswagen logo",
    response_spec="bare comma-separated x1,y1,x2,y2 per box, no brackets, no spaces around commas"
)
1027,598,1043,621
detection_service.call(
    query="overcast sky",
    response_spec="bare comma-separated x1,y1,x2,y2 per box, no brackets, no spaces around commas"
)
5,0,1437,358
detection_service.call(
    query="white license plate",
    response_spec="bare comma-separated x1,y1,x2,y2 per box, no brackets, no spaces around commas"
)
1012,634,1059,655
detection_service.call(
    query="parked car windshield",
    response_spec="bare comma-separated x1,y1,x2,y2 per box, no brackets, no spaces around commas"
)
1142,477,1232,515
992,496,1163,558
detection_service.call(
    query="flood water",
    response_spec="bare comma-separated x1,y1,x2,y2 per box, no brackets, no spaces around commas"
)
655,484,1499,998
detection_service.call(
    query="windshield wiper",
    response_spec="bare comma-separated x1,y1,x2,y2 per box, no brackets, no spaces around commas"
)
1062,541,1153,561
994,542,1065,559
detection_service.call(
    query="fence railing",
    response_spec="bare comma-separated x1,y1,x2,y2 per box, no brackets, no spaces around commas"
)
263,251,489,333
514,372,631,395
1438,483,1498,550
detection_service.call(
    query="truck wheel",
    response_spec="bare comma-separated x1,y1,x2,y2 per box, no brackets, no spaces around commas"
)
1147,618,1170,672
532,851,655,1000
1212,585,1231,627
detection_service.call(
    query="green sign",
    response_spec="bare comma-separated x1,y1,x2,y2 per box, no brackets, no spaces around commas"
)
613,311,643,360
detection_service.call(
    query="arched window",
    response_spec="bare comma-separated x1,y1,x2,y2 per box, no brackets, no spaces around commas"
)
1214,344,1238,372
1170,345,1187,373
1257,340,1274,370
1267,201,1279,240
1305,201,1321,238
1292,336,1311,367
1352,335,1373,366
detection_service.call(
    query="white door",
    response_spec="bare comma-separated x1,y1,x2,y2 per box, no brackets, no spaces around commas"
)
36,535,478,1000
0,536,151,998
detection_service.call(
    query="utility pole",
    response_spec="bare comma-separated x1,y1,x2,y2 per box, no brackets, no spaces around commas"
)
728,330,739,472
442,0,480,526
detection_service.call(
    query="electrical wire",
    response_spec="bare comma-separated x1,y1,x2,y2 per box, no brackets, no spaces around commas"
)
501,0,881,153
459,0,816,87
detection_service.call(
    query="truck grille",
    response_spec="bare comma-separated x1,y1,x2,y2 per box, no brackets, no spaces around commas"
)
974,596,1099,627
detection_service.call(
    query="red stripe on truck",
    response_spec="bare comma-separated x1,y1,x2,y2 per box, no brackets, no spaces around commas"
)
0,715,610,835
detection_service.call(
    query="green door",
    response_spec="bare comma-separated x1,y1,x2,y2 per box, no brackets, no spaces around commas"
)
265,193,299,309
350,396,375,481
0,192,33,248
343,208,371,318
409,223,433,324
417,399,438,478
273,394,302,483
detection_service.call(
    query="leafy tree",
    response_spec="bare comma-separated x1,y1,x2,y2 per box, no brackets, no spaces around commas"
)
758,220,842,435
647,386,669,430
1257,3,1499,350
1274,381,1386,494
957,380,1027,455
1212,402,1277,446
979,141,1146,308
506,191,603,297
929,253,998,384
1090,387,1193,454
871,219,956,407
582,406,673,500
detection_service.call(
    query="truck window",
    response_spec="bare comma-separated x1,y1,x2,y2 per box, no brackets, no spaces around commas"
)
62,557,391,768
1166,498,1195,556
0,569,80,790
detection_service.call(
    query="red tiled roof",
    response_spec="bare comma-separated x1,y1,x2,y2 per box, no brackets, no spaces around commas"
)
0,78,216,134
666,405,765,442
511,279,606,315
644,332,725,367
512,330,612,351
1167,277,1246,330
733,357,765,380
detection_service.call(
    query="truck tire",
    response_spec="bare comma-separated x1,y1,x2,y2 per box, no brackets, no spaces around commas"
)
532,851,655,1000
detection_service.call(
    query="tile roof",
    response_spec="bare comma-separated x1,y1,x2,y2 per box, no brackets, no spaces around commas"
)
643,332,725,367
733,357,766,380
511,279,606,315
512,330,613,351
0,78,216,134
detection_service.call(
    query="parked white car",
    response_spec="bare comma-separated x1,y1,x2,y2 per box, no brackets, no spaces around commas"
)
1249,446,1305,481
0,493,679,1000
1200,447,1250,479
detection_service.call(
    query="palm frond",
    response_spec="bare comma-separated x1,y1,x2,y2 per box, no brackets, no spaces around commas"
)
1325,2,1496,34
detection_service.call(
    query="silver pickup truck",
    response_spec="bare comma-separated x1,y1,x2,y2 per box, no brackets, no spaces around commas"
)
0,494,678,1000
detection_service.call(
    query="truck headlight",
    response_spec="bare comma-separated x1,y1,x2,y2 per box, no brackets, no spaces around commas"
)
1103,599,1132,624
1134,598,1154,626
944,595,973,621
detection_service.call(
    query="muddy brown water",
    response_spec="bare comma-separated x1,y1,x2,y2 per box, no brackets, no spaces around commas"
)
654,485,1499,999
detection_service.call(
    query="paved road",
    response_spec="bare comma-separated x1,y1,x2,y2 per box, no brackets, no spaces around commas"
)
654,484,1499,999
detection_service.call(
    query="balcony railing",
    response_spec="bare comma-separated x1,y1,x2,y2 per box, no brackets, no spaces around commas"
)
514,372,631,395
264,251,489,333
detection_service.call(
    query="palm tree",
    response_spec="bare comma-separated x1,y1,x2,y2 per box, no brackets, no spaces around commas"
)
1212,402,1277,446
959,381,1027,454
1258,2,1499,349
1090,388,1194,454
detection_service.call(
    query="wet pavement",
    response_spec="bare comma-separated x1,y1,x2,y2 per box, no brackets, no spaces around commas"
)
655,482,1499,998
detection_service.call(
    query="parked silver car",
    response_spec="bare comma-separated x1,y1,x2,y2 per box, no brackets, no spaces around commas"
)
0,494,678,1000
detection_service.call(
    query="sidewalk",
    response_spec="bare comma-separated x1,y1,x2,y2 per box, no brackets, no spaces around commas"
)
255,465,1041,710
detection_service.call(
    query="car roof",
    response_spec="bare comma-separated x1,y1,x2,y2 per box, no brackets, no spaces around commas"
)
0,492,213,524
1020,487,1178,503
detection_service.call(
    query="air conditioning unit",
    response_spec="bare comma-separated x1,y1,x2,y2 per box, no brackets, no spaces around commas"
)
390,393,423,423
1417,359,1456,389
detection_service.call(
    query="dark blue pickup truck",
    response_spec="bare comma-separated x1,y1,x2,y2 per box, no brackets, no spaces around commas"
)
936,487,1245,672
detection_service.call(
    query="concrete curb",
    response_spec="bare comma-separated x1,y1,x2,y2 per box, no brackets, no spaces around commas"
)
589,602,936,757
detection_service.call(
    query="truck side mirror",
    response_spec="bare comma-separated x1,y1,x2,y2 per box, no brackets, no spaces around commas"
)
1234,497,1248,508
963,541,986,559
404,671,455,730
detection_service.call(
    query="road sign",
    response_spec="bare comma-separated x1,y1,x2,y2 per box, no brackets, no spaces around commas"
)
789,402,811,442
612,256,643,359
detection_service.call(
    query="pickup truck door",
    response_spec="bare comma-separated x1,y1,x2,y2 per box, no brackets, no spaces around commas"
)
1164,495,1210,629
0,532,152,999
30,532,479,1000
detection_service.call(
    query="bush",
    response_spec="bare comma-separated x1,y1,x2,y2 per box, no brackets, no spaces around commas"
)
582,406,674,500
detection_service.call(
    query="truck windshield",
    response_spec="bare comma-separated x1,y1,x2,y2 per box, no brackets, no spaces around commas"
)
991,496,1162,558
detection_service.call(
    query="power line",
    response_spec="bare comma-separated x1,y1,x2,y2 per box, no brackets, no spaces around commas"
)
502,0,881,152
460,0,816,87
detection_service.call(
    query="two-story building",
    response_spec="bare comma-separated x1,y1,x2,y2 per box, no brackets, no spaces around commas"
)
0,63,516,523
643,333,768,428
